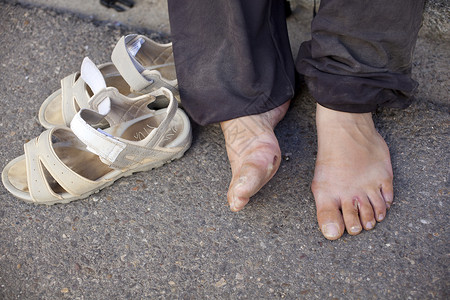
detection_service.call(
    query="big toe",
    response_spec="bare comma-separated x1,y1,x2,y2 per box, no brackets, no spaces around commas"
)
315,195,345,240
228,151,280,212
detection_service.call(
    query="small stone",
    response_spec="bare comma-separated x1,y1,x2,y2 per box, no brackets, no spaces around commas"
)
214,278,226,288
61,288,69,293
282,152,292,161
17,264,21,269
74,263,81,271
420,219,430,224
62,234,67,239
168,281,176,286
235,273,244,281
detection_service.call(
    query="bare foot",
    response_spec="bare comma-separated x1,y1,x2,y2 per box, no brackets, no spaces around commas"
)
312,104,394,240
221,101,290,212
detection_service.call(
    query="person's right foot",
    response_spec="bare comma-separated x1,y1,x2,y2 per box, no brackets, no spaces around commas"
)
220,101,290,212
312,104,394,240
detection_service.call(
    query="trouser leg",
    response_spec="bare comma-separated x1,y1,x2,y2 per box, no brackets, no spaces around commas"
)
167,0,295,125
296,0,426,112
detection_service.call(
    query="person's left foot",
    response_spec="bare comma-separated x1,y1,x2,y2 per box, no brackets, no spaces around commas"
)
220,101,290,211
312,104,394,240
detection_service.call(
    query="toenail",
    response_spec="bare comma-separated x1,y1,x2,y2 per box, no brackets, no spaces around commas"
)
378,214,384,221
366,221,375,230
350,226,361,233
322,223,339,238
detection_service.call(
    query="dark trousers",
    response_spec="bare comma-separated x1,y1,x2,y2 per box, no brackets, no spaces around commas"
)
167,0,425,125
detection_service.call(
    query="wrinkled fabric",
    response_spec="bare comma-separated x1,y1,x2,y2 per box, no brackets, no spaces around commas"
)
297,0,425,112
168,0,425,125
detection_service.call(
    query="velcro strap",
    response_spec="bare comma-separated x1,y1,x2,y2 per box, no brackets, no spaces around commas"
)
70,109,126,167
112,35,153,91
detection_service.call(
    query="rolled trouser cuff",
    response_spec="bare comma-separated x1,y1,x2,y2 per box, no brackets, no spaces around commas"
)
297,41,418,113
296,0,424,113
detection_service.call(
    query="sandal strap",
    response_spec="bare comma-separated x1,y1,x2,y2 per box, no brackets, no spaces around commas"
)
111,34,175,92
70,87,178,169
24,133,62,202
24,128,101,202
61,72,90,126
71,108,127,167
59,62,113,126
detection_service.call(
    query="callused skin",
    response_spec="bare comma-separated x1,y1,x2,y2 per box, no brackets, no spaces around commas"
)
221,101,393,240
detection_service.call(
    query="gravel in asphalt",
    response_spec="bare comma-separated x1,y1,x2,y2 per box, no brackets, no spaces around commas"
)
0,2,448,299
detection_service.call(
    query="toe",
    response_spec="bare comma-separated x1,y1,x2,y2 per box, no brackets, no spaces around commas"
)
341,197,363,235
227,174,251,212
367,190,387,222
380,180,394,209
228,155,280,212
356,196,376,230
228,149,280,211
315,195,345,240
228,193,250,212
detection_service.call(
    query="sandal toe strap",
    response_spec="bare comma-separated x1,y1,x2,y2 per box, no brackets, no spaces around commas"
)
24,128,102,202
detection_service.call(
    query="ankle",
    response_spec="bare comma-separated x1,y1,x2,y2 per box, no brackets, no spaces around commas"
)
316,104,375,131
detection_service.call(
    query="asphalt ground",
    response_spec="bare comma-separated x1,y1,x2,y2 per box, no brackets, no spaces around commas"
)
0,1,449,299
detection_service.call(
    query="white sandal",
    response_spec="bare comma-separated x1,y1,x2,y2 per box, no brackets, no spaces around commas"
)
2,58,191,205
38,34,178,129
